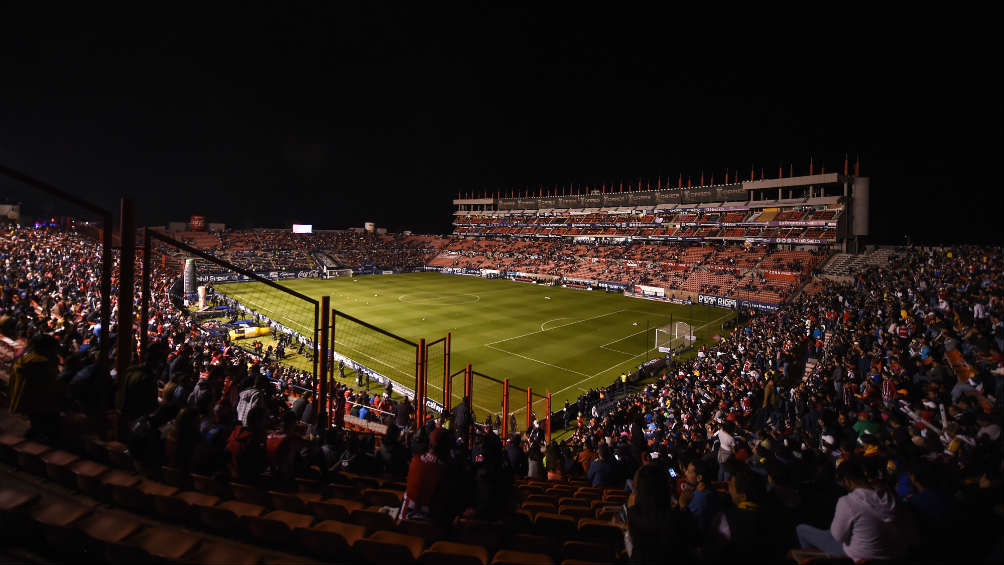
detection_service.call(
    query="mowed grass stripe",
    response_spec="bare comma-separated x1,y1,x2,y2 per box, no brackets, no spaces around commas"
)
216,272,733,416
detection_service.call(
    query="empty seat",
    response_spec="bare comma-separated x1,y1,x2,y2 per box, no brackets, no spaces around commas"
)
96,469,141,502
295,519,365,560
351,507,396,534
0,432,26,464
418,540,490,565
198,500,264,533
557,506,592,520
520,502,556,516
325,483,361,500
232,482,271,507
270,491,310,514
526,493,556,505
491,550,554,565
534,513,576,539
75,511,144,547
161,466,192,490
363,488,403,508
191,473,234,499
562,541,617,563
310,497,363,521
397,519,446,545
576,519,623,548
13,441,52,475
356,530,425,564
245,510,315,546
185,540,262,565
41,450,80,487
123,526,202,561
503,534,559,561
557,497,588,508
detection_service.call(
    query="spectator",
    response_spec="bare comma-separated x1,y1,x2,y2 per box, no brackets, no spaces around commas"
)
402,427,454,525
623,463,698,564
795,458,917,561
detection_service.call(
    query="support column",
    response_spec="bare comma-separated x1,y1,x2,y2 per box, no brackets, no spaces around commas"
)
318,296,330,432
526,386,533,430
502,378,510,438
417,338,426,426
115,198,135,378
546,391,552,443
444,333,451,411
139,228,150,358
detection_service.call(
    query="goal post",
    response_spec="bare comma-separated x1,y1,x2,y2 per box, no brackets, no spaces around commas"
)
654,321,695,353
326,268,353,278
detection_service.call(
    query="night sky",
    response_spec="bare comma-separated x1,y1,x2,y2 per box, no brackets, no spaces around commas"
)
1,7,1001,244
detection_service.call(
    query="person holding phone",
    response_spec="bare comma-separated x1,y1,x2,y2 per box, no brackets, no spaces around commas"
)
620,463,698,563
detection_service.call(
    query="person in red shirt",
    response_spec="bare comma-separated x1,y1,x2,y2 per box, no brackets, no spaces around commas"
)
402,427,453,524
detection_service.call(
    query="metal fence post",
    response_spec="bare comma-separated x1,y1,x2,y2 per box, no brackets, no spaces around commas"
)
115,198,135,377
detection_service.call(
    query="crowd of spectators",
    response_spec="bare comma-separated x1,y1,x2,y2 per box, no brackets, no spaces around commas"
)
2,225,1001,563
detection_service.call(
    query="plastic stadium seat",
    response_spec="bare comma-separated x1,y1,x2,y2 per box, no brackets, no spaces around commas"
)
363,488,404,508
178,490,221,509
232,482,271,507
520,502,556,516
270,490,311,514
562,541,617,563
593,508,618,521
356,530,425,563
557,506,592,520
557,497,588,507
325,483,362,500
103,441,132,469
560,560,614,565
575,519,623,548
526,493,557,504
309,498,362,522
0,432,26,464
491,550,554,565
247,510,315,546
457,519,503,553
151,493,191,523
534,512,576,540
197,500,261,534
295,519,365,560
351,507,397,534
41,449,80,487
13,441,52,475
503,533,559,560
123,526,202,561
397,519,446,545
94,469,141,502
418,540,490,565
161,466,192,490
75,511,144,549
185,540,262,565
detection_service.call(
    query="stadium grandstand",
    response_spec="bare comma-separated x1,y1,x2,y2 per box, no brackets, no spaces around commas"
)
1,159,1002,565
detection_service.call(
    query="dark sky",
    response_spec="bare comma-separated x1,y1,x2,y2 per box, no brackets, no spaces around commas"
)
1,7,1001,244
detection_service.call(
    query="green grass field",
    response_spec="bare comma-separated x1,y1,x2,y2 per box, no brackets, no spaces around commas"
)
216,272,734,421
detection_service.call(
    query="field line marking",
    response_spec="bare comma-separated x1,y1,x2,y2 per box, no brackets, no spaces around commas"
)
540,318,573,331
599,346,637,356
484,344,591,378
485,309,628,346
544,310,736,400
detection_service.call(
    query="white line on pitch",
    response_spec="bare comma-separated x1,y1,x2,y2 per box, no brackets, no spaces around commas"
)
547,310,735,399
485,309,628,346
484,344,591,378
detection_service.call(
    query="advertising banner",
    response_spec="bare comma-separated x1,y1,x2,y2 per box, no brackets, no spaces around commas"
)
597,280,629,291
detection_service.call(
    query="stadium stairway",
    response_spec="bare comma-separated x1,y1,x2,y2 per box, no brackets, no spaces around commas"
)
0,424,628,565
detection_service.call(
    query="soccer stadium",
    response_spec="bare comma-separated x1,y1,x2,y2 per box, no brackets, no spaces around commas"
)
1,11,1001,565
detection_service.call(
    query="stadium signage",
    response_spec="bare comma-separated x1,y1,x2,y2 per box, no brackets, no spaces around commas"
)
698,294,738,309
597,280,628,291
196,270,320,284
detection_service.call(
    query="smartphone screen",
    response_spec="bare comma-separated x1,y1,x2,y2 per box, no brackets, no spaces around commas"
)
668,467,678,478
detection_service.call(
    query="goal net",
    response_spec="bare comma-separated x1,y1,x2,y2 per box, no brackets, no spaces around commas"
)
326,268,353,278
654,321,695,353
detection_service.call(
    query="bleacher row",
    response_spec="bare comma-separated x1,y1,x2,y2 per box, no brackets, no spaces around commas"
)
0,429,627,565
431,241,825,305
452,208,841,241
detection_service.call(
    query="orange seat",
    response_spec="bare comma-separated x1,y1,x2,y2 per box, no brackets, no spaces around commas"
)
245,510,315,547
397,519,445,544
270,490,310,514
520,502,556,516
562,541,616,563
534,512,576,539
503,533,559,560
309,498,362,522
557,497,588,508
558,506,592,520
362,488,403,508
41,450,80,487
75,511,143,545
97,469,141,502
350,507,396,534
232,482,271,507
526,493,557,505
418,540,490,565
356,530,425,563
576,519,623,548
185,540,262,565
296,519,365,560
325,483,361,500
0,432,26,464
123,526,201,561
14,441,52,475
491,549,554,565
0,486,39,513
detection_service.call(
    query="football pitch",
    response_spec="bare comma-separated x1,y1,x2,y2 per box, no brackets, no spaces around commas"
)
217,272,734,421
